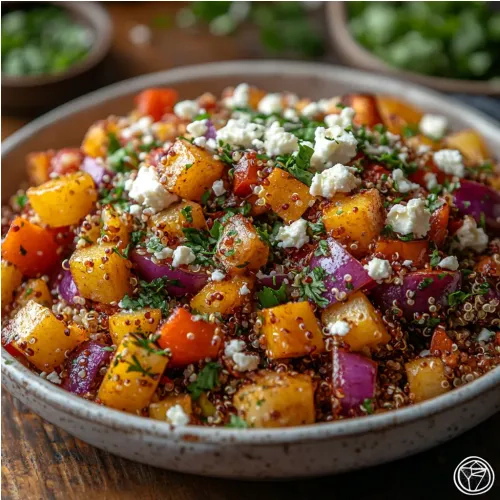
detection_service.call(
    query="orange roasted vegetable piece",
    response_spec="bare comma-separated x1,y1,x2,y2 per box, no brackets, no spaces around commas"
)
1,261,23,310
233,151,260,197
375,239,429,268
135,88,179,122
475,255,500,277
342,94,383,127
405,357,449,403
443,129,491,165
149,394,193,422
430,326,458,367
157,308,222,367
26,151,54,186
1,217,59,277
376,96,423,136
428,202,449,248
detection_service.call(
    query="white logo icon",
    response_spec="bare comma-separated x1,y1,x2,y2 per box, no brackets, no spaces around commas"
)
453,456,495,495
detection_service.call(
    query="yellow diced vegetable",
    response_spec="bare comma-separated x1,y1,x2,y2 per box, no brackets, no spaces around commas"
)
406,357,450,403
27,172,97,227
69,244,131,304
101,205,130,249
443,129,491,165
190,276,254,315
149,200,206,239
1,261,23,310
321,291,390,351
216,214,269,274
149,394,192,422
16,278,52,309
108,309,162,345
160,139,226,201
97,334,169,413
26,151,53,186
82,121,117,158
258,168,314,223
233,372,315,427
9,301,86,371
262,301,325,359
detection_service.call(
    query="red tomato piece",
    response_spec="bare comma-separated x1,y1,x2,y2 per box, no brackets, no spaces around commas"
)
135,88,179,121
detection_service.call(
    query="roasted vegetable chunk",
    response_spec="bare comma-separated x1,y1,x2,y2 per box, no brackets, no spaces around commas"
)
27,172,97,227
374,239,429,268
149,394,192,422
1,261,23,310
405,357,449,403
216,214,269,274
108,309,162,345
376,96,423,136
26,151,53,186
98,334,169,413
258,168,314,223
323,189,385,258
233,372,315,427
8,301,86,371
101,205,130,249
16,278,52,308
443,129,491,164
69,244,131,304
149,200,206,239
160,139,226,201
321,291,390,351
262,301,325,359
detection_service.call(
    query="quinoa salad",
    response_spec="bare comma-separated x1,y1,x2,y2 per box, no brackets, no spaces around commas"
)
2,85,499,428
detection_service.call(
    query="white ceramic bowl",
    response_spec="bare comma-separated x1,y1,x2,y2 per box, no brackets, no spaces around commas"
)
2,61,500,479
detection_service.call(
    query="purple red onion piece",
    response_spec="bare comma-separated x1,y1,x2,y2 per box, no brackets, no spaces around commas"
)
454,180,500,230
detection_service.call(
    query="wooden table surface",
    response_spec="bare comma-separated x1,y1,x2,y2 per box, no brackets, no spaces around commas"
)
1,3,499,499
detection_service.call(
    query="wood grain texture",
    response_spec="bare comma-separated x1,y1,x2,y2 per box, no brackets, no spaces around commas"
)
1,3,499,499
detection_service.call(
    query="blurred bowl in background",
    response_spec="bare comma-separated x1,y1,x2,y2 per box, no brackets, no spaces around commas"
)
2,1,112,115
327,2,500,96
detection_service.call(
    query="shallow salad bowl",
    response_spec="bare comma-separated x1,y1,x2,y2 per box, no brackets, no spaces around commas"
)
2,61,500,479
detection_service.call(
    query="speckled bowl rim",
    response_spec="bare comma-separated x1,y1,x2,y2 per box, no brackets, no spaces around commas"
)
2,60,500,446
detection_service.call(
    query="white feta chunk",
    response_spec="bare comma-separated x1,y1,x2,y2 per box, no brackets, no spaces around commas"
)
419,114,448,139
477,328,494,343
438,255,459,271
174,100,200,120
324,106,355,129
154,247,173,261
257,93,282,115
392,168,420,193
193,136,207,148
224,339,259,372
311,126,357,170
433,149,465,178
166,404,190,426
216,118,265,149
424,172,438,191
386,198,431,238
172,245,196,267
328,320,350,336
46,371,62,385
309,163,360,198
276,218,309,249
212,179,226,197
224,83,250,108
364,258,392,281
186,119,208,138
211,269,226,281
455,216,489,253
283,108,299,122
301,101,321,118
239,283,251,296
263,121,298,157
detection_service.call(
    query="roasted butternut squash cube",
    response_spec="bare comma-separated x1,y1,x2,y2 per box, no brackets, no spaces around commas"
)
233,372,315,427
190,276,254,315
1,261,23,311
406,357,449,403
82,121,116,158
149,200,206,239
8,301,86,371
376,96,423,135
101,205,130,249
216,214,269,274
342,94,383,127
323,189,385,258
16,279,52,308
262,301,325,359
77,214,101,245
160,139,226,201
321,291,390,351
26,151,53,186
258,168,314,223
475,255,500,277
149,394,193,422
27,172,97,227
374,239,429,268
98,334,169,413
109,308,162,345
69,244,131,304
443,129,491,165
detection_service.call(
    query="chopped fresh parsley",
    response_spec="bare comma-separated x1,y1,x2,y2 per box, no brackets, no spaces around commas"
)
107,132,121,154
448,283,490,307
402,124,418,138
15,194,28,209
257,283,288,308
181,205,193,223
130,230,146,246
308,219,325,236
120,277,175,315
418,277,434,290
362,398,374,414
314,239,329,257
128,333,170,356
122,354,156,378
276,142,315,186
297,267,329,308
225,415,248,428
182,227,220,266
429,249,441,268
187,362,221,400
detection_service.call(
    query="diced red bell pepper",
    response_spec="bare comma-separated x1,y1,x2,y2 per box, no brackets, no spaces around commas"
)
428,202,450,248
135,88,179,122
233,151,259,197
430,326,458,367
51,148,83,175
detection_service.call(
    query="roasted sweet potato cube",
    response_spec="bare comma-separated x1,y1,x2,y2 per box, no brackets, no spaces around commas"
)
216,214,269,274
258,168,315,223
82,121,118,158
323,189,385,258
149,200,206,239
26,151,54,186
233,372,315,427
8,301,86,370
101,205,130,249
342,94,383,127
190,276,254,315
405,357,449,403
1,261,23,311
443,129,491,165
321,291,390,351
108,308,162,345
376,96,423,135
374,239,429,268
69,244,131,304
262,301,325,359
16,278,52,308
27,172,97,227
97,334,169,413
149,394,193,422
160,139,226,201
475,255,500,277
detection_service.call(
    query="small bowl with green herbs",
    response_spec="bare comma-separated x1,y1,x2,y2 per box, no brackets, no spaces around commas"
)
327,1,500,95
2,2,112,114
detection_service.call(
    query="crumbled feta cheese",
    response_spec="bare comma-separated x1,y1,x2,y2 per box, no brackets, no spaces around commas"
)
186,119,208,138
128,166,179,212
364,258,392,281
419,349,431,357
224,83,250,108
433,149,465,178
121,116,153,139
419,114,448,139
263,121,298,157
239,283,251,296
417,144,431,155
301,101,321,118
128,24,152,46
166,404,190,426
276,218,309,249
403,260,413,267
154,247,173,260
172,246,196,267
455,216,489,253
257,93,282,115
129,204,142,216
424,172,438,191
283,108,299,122
328,320,350,336
206,138,217,150
211,269,225,281
212,179,226,197
311,126,358,170
392,168,419,193
386,198,431,238
309,163,360,198
477,328,494,343
174,100,200,120
438,255,459,271
46,371,62,385
324,107,355,129
224,339,259,372
216,118,265,149
193,136,207,148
